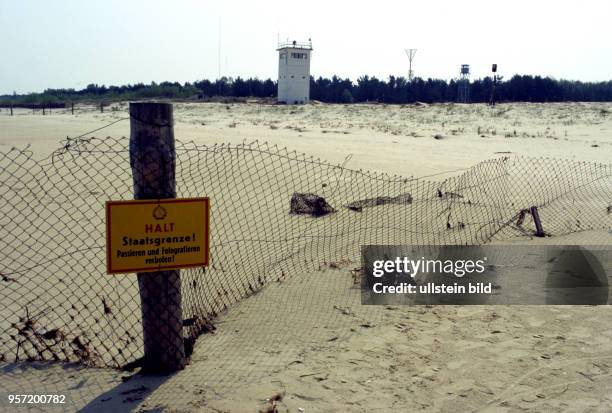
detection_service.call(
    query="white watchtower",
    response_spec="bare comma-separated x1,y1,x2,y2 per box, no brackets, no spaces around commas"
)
277,39,313,104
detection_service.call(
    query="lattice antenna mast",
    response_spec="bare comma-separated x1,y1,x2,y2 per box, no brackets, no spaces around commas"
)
218,17,222,80
405,49,417,81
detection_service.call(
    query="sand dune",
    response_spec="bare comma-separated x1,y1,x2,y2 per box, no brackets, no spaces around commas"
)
0,102,611,412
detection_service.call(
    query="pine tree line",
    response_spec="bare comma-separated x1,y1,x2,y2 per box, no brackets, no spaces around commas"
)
2,74,612,106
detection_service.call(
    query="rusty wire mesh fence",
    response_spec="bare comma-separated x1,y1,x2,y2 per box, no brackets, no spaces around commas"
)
0,136,610,369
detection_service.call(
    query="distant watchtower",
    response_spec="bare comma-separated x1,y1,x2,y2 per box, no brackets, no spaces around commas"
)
457,64,470,103
277,39,313,104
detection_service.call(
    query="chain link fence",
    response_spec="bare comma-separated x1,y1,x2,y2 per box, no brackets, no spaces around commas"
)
0,136,610,369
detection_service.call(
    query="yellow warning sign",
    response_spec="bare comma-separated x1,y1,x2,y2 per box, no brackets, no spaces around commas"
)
106,198,209,274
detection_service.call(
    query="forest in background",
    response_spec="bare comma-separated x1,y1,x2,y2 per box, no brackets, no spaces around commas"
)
2,74,612,106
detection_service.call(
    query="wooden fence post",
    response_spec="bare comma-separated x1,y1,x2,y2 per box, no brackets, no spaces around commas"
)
42,106,45,116
530,206,545,237
129,102,186,372
100,101,104,113
71,102,74,115
10,105,13,116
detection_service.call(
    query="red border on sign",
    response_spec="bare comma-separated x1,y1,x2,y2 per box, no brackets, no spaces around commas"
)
106,197,210,274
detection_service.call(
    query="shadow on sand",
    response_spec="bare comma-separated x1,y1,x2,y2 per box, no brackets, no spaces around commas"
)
0,361,178,412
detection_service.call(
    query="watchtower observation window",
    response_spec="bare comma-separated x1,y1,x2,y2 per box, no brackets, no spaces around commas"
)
290,52,308,59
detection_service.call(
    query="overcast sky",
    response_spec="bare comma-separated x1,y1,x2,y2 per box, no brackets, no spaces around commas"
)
1,0,611,94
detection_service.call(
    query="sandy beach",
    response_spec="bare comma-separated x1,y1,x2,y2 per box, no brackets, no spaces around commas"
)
1,101,610,175
0,101,611,412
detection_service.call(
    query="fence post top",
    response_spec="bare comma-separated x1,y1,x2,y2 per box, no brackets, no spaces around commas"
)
129,101,173,108
129,102,173,126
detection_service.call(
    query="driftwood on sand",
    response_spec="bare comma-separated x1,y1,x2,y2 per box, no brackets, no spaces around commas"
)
344,193,412,212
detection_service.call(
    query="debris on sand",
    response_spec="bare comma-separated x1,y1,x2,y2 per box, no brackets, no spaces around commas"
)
260,393,284,413
433,134,445,140
71,336,101,366
437,189,464,199
1,272,16,282
350,267,362,285
344,193,412,212
290,192,336,217
101,296,112,314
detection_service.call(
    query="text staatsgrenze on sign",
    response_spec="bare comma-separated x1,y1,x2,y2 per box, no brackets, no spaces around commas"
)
106,197,209,274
